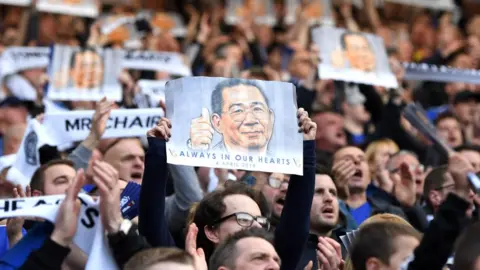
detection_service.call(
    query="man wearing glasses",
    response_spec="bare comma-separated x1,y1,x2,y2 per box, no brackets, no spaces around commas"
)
188,79,274,154
423,165,476,222
387,150,426,204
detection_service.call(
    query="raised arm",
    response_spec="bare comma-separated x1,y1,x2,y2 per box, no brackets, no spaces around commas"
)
165,164,204,236
138,118,175,247
275,108,317,270
67,98,113,171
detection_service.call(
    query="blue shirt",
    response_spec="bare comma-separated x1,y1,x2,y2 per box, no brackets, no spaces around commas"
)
0,225,26,259
426,105,449,122
0,222,52,269
351,134,366,146
350,202,372,225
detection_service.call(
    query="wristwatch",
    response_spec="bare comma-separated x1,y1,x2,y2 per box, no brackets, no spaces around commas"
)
107,219,133,246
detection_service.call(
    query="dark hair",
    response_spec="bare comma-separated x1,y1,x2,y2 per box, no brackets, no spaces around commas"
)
192,181,270,261
422,165,449,207
30,159,75,193
340,31,370,50
445,48,467,65
434,111,460,126
455,144,480,153
211,78,270,116
315,165,333,178
454,223,480,270
351,222,421,270
208,228,275,270
124,247,194,270
69,48,103,69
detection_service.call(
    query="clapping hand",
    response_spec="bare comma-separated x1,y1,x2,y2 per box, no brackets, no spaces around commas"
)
185,223,207,270
50,169,86,247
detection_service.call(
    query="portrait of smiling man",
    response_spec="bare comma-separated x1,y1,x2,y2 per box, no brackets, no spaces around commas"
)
188,79,275,154
340,32,376,72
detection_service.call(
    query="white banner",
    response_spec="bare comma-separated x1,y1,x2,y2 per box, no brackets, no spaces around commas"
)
0,47,50,79
385,0,455,10
225,0,277,26
313,27,398,88
166,77,303,175
0,194,117,269
99,15,136,35
46,45,124,101
43,108,164,144
6,119,57,187
138,80,167,107
36,0,99,17
0,0,31,6
403,62,480,84
122,50,191,76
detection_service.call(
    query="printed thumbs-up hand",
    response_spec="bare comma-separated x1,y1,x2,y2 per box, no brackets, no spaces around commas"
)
188,108,214,150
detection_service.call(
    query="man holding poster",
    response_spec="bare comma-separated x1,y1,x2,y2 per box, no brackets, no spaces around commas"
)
188,79,274,155
165,77,302,175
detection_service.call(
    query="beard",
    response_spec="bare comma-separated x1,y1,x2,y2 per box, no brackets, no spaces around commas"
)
311,219,336,235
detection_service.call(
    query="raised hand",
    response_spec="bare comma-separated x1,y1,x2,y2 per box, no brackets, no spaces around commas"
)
90,97,115,141
332,160,356,200
7,185,31,247
197,13,212,44
185,223,208,270
448,154,475,200
147,117,172,141
297,108,317,141
392,163,416,207
50,169,86,247
188,108,213,149
91,160,122,234
375,164,394,193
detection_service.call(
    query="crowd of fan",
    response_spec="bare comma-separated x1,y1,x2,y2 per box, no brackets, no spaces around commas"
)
0,0,480,269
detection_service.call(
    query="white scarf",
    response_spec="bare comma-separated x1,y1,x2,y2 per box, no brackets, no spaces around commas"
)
122,50,191,76
36,0,99,18
137,80,167,107
43,108,164,145
0,47,49,80
0,194,117,269
4,74,38,101
6,119,56,187
0,154,16,172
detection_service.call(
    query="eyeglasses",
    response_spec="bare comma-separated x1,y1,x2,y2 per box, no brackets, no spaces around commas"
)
224,104,269,122
389,164,425,174
212,212,270,230
268,177,289,189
